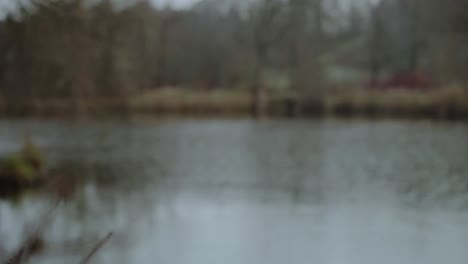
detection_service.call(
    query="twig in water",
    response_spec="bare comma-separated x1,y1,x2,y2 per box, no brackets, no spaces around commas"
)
79,232,113,264
4,199,61,264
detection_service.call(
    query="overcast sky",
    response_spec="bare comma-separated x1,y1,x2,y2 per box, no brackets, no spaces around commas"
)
0,0,377,19
150,0,201,9
0,0,202,11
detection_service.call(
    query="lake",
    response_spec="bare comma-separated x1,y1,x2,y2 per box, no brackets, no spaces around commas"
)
1,119,468,264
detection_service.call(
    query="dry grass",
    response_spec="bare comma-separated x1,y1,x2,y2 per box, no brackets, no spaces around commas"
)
1,85,467,120
129,87,253,114
323,84,468,119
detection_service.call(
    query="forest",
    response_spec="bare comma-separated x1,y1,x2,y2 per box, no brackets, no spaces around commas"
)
0,0,467,117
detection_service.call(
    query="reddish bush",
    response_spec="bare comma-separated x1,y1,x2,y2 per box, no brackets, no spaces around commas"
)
371,71,433,90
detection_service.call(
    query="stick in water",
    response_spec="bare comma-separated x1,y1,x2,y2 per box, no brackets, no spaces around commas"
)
79,232,113,264
4,199,61,264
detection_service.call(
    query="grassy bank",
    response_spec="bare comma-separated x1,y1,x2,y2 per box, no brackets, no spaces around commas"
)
1,86,467,120
0,139,45,195
322,85,468,119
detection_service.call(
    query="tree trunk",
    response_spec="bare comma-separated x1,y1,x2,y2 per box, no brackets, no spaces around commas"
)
252,66,266,118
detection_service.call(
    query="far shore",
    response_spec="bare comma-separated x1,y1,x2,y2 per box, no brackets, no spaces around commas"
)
1,86,467,120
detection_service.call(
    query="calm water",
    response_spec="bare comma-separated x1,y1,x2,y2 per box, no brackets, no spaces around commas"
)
1,119,468,264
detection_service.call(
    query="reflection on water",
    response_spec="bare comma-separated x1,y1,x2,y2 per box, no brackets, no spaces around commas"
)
1,119,468,264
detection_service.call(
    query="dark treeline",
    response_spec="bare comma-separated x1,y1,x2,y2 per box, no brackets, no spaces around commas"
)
0,0,467,115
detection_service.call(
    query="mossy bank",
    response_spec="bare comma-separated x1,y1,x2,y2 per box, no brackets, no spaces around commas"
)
0,139,45,194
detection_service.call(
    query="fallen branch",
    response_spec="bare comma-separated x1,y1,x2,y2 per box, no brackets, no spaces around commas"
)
4,199,61,264
79,232,113,264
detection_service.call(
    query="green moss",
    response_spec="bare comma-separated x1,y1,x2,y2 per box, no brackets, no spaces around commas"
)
1,154,35,182
0,140,45,187
22,138,45,171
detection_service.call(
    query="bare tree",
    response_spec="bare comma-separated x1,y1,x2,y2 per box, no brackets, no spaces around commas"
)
249,0,284,117
287,0,327,116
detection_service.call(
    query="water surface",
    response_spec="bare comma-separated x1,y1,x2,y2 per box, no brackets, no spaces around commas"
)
0,119,467,264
